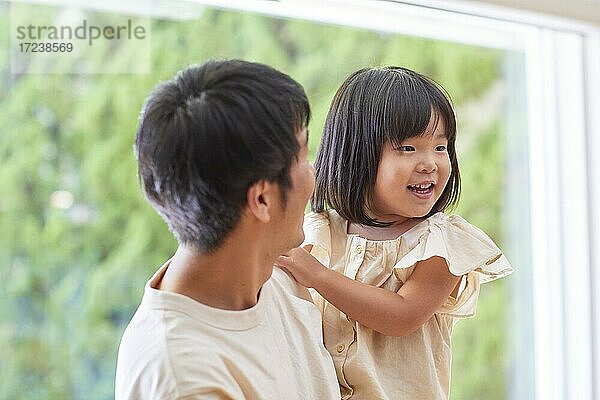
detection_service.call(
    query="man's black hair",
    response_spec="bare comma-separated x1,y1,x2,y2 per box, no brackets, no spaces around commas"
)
135,59,310,251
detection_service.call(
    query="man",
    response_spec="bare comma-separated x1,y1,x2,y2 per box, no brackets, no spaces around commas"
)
115,60,339,399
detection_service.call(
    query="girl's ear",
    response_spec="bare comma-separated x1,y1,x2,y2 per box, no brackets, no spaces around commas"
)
246,180,276,223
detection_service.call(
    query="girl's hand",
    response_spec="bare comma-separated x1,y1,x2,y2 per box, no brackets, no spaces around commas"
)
276,247,327,288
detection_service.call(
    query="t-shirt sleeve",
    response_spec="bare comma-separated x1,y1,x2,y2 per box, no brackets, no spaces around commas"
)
393,215,513,318
302,212,332,268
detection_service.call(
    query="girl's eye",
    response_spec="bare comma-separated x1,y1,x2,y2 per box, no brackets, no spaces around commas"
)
435,145,447,151
398,145,415,152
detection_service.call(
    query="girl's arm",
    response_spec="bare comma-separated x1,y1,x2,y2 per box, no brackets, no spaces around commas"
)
276,246,461,337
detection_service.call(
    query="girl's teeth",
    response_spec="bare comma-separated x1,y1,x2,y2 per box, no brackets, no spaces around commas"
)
409,183,432,189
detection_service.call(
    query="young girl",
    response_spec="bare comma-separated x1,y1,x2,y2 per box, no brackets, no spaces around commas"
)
276,66,513,400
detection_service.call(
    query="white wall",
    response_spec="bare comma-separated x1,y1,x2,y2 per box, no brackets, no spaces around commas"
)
406,0,600,25
468,0,600,25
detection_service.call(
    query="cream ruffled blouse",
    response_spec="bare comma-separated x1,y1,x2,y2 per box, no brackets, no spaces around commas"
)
303,210,513,400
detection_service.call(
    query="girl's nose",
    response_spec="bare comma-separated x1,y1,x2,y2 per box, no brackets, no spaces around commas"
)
417,157,437,173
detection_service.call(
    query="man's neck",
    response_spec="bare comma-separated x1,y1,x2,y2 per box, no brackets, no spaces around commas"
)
158,242,272,311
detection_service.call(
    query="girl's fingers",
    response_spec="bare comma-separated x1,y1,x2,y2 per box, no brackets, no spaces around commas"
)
277,255,293,266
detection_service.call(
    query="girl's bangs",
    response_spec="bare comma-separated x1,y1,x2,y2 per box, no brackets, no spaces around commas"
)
385,89,438,148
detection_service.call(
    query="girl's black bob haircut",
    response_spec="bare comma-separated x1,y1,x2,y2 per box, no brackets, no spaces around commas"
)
312,66,461,226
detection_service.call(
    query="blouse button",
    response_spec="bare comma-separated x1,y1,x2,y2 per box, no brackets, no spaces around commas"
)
355,245,363,254
336,344,345,353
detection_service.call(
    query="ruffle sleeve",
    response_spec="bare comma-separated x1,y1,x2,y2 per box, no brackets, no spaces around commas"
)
302,212,332,268
393,213,513,318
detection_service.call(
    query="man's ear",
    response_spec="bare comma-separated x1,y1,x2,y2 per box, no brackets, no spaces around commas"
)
246,180,277,223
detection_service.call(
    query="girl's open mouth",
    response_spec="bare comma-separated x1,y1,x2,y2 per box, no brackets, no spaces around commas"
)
407,183,434,198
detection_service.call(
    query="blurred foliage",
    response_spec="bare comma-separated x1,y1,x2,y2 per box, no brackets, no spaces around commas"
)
1,2,510,399
453,121,508,399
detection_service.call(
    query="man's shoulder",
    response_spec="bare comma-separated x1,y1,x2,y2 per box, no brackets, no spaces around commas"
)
116,292,226,373
116,313,239,399
269,267,314,303
116,350,239,400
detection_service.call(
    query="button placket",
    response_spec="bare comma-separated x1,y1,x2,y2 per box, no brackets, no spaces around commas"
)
335,237,366,391
344,237,366,280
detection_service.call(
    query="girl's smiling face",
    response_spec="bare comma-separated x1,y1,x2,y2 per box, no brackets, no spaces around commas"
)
369,114,452,224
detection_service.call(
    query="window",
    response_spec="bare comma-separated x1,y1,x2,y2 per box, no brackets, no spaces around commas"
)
2,1,598,398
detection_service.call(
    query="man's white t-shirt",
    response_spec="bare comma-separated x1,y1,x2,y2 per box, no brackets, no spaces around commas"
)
115,263,339,400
